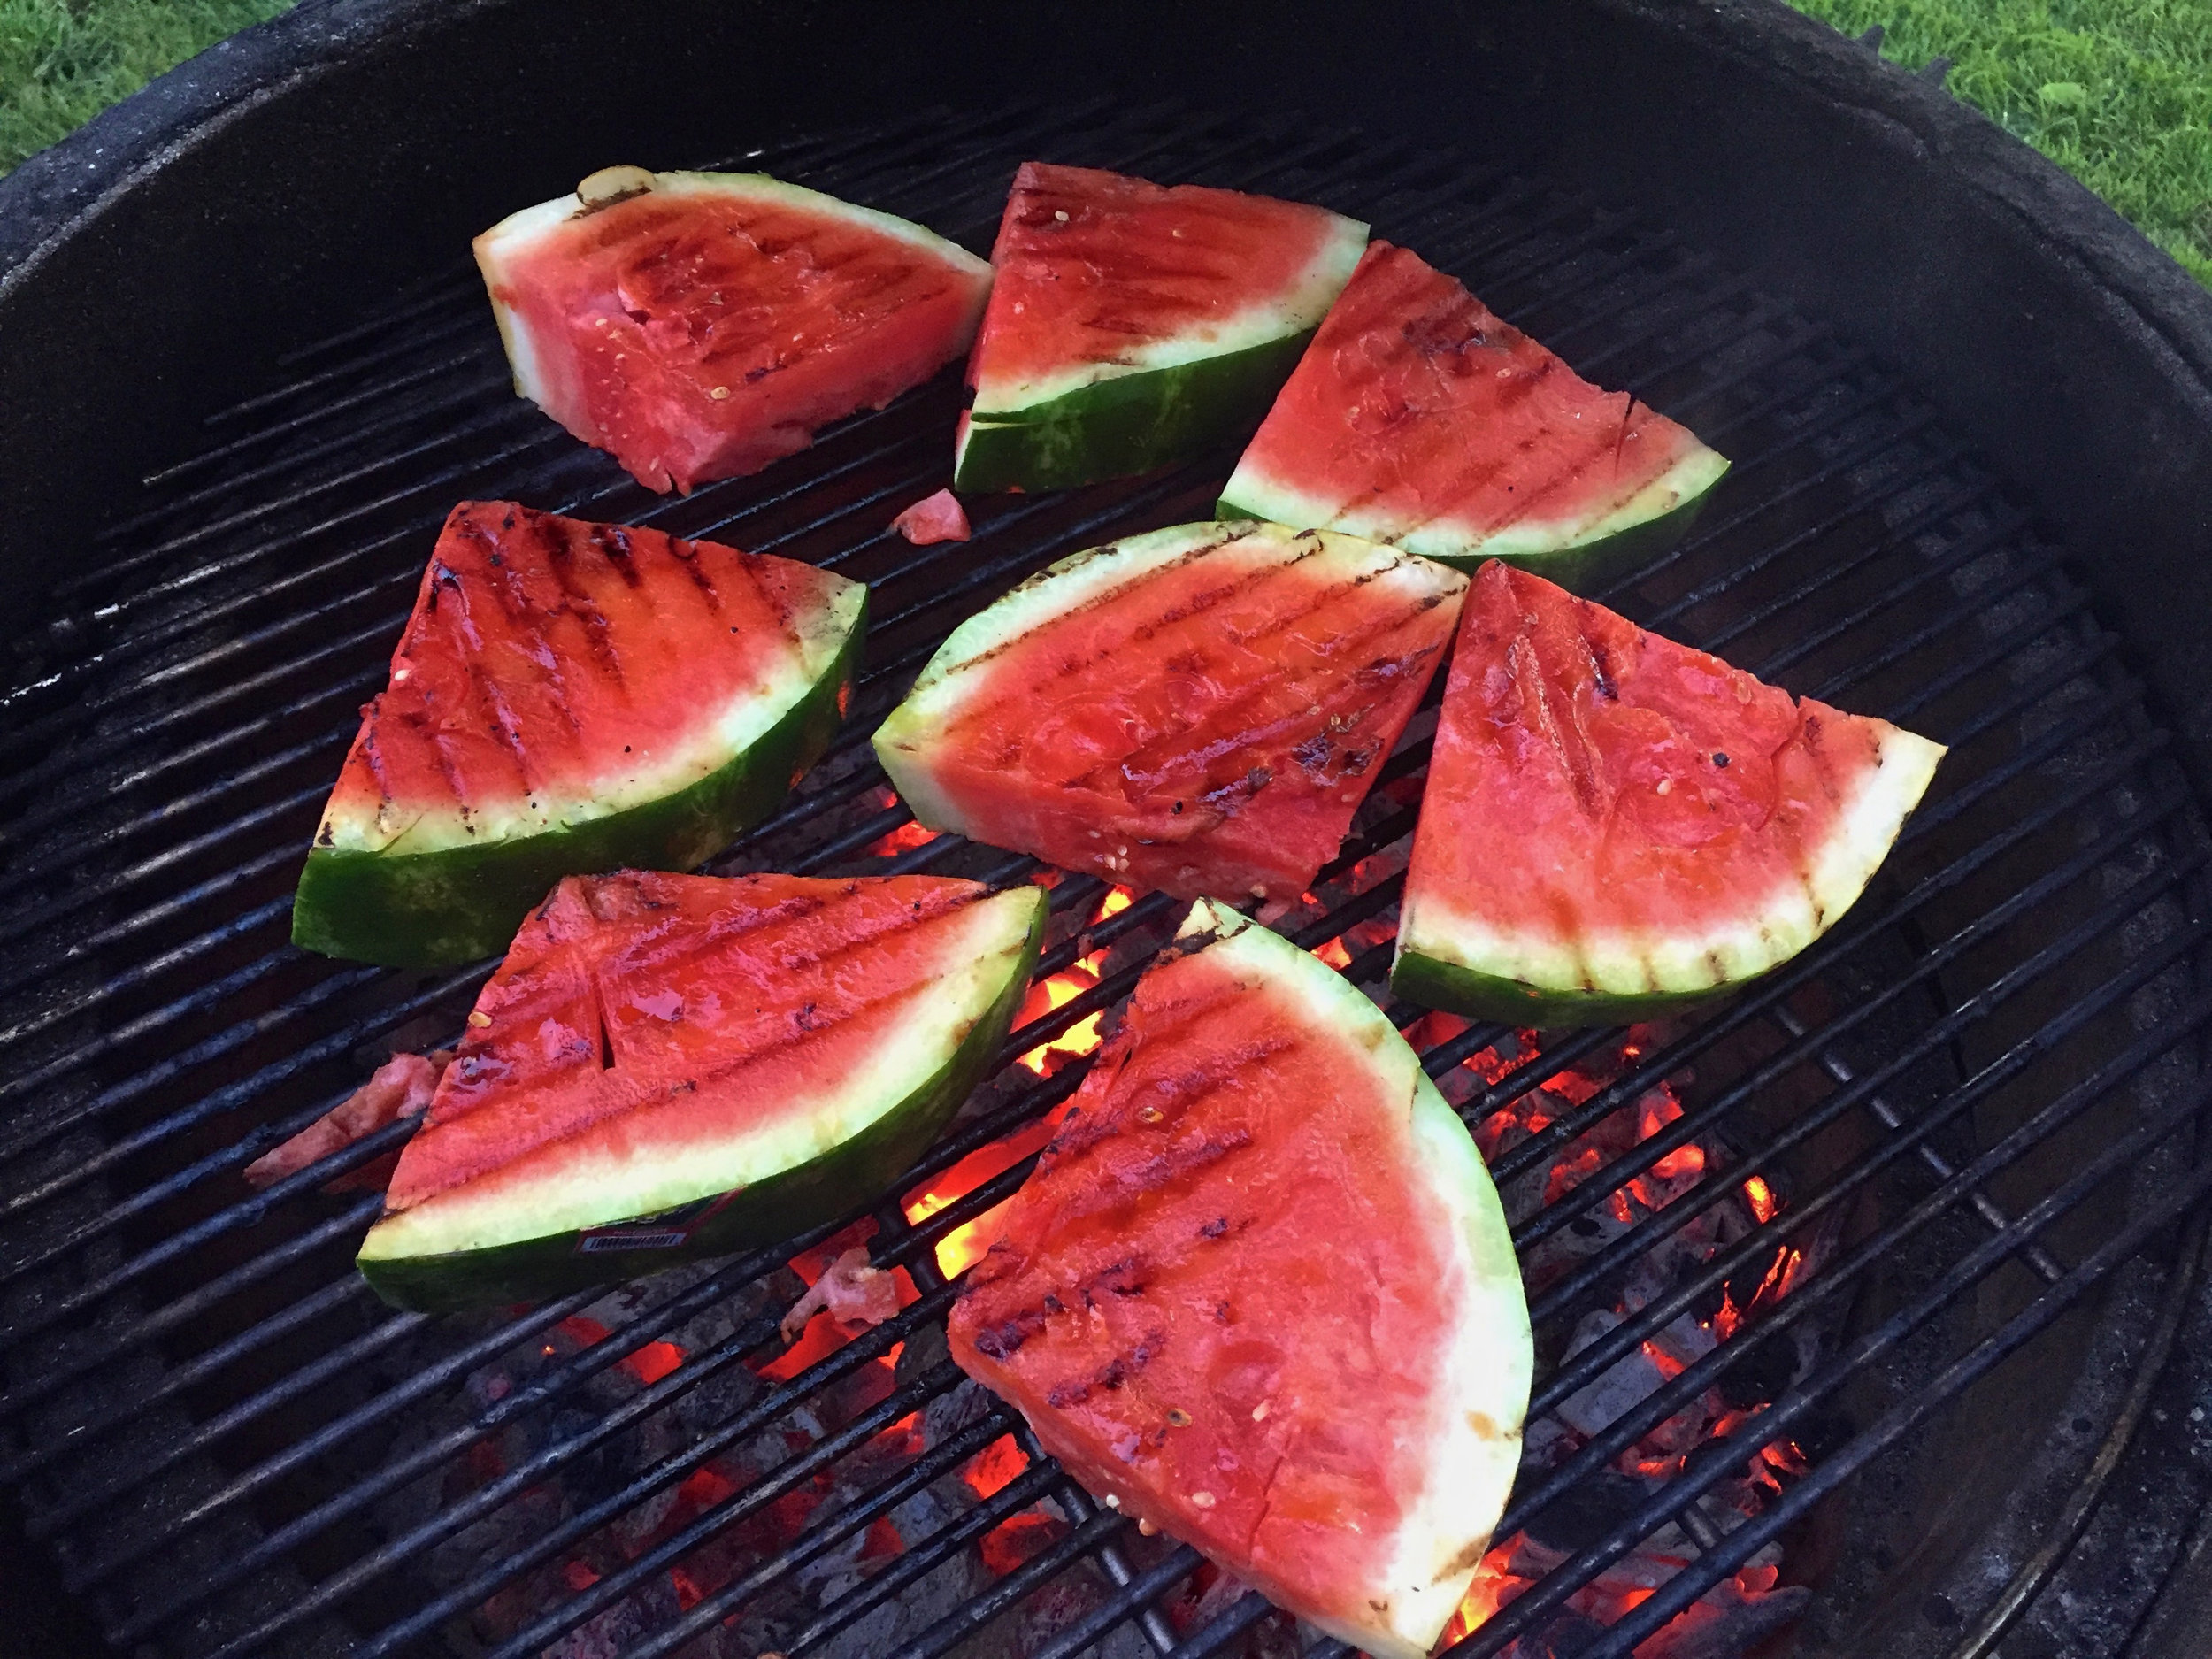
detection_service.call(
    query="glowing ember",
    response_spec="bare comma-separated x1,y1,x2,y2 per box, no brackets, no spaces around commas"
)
1438,1541,1525,1645
621,1340,684,1386
1743,1173,1780,1223
863,787,939,856
1312,936,1353,970
962,1432,1030,1500
979,1511,1067,1577
1012,957,1106,1075
869,818,937,856
1093,885,1136,923
1421,1025,1823,1654
902,1107,1069,1278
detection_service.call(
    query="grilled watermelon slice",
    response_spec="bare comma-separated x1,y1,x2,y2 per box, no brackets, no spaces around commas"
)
475,168,993,493
1393,561,1946,1025
872,520,1465,904
293,503,864,969
952,164,1367,493
357,871,1044,1311
1218,242,1730,590
949,899,1530,1659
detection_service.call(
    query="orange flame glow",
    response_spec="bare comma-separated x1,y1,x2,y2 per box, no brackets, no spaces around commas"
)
1438,1538,1528,1645
1013,955,1108,1076
1093,885,1136,924
868,818,937,856
1313,936,1353,970
1743,1174,1780,1223
902,1108,1070,1278
964,1433,1030,1500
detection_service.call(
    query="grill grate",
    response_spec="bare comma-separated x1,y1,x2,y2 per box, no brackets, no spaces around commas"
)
0,99,2205,1659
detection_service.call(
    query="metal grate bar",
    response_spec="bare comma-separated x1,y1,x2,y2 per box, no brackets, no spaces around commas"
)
1519,861,2207,1376
1463,1081,2212,1659
16,1288,414,1516
1575,1156,2211,1659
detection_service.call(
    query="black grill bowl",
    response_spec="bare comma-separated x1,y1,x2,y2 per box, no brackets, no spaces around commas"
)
2,5,2210,1659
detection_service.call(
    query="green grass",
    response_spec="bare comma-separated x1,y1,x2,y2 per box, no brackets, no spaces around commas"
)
0,0,289,174
0,0,2206,290
1791,0,2212,286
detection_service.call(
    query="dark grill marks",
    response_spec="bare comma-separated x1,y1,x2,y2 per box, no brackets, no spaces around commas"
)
535,511,626,691
412,879,999,1162
1040,552,1455,799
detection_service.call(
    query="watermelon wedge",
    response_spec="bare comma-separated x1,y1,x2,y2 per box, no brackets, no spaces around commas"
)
952,164,1368,493
475,167,993,493
949,899,1530,1659
357,871,1045,1311
1393,561,1946,1025
1217,242,1731,589
293,503,864,969
872,520,1465,904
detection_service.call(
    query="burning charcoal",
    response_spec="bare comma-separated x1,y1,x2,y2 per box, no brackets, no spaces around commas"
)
1522,1471,1651,1555
1557,1310,1671,1437
1641,1579,1811,1659
1716,1332,1800,1410
1502,1610,1608,1657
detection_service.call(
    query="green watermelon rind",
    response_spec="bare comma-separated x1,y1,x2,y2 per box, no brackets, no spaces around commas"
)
355,885,1047,1313
1217,444,1731,595
1388,725,1947,1028
292,588,866,970
953,328,1318,494
954,201,1368,494
1173,898,1531,1659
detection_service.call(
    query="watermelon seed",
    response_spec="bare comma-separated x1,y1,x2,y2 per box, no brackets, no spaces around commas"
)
1138,1106,1164,1124
1656,779,1671,796
710,387,731,400
1714,751,1731,767
1167,1408,1192,1427
467,1011,492,1028
1252,1401,1270,1421
1190,1491,1216,1509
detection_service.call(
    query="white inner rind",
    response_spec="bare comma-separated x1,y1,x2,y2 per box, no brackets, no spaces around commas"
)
357,887,1041,1262
1397,725,1947,997
320,579,864,856
970,215,1369,416
1225,444,1732,564
474,170,994,416
872,519,1463,837
1176,899,1532,1659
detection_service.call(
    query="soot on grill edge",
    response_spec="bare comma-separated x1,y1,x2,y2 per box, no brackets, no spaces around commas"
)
0,102,2202,1659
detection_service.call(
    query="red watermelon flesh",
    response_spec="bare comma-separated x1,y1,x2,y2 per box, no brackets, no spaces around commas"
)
949,900,1529,1659
366,870,1043,1255
1219,242,1729,572
871,521,1467,904
476,171,993,493
1393,560,1946,1021
321,501,856,853
966,163,1365,412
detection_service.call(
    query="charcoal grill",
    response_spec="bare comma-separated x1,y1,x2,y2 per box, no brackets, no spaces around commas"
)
4,2,2212,1656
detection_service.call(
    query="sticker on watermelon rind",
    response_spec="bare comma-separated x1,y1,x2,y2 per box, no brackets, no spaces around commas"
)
576,1188,741,1254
